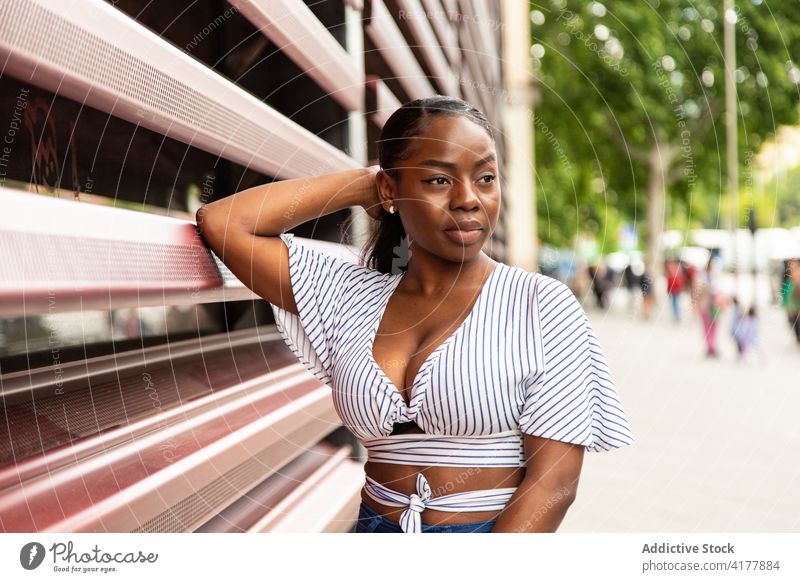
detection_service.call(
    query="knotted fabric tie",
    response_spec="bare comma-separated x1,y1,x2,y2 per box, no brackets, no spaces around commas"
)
362,472,432,533
362,472,519,533
398,473,432,533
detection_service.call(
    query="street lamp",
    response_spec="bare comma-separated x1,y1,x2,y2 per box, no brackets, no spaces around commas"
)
724,0,738,295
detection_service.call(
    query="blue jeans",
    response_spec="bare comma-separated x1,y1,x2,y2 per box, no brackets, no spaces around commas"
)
669,293,681,321
351,500,497,533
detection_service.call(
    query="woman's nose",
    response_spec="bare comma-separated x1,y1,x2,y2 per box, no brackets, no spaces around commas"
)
452,179,480,208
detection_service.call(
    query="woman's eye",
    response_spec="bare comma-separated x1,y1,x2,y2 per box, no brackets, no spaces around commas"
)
424,176,450,185
479,174,496,184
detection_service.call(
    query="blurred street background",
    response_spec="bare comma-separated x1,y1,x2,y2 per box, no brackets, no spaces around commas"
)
562,272,799,531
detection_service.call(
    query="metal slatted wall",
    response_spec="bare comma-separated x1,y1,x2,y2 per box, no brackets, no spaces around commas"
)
0,0,509,533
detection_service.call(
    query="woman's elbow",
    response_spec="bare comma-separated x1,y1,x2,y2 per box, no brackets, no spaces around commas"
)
195,203,213,231
560,484,579,508
540,473,580,508
195,200,232,235
195,204,228,252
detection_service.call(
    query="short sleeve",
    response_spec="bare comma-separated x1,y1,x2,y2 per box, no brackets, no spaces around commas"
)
269,232,367,387
518,275,634,452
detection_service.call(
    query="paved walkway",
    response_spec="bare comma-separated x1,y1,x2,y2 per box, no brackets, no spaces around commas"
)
560,275,800,532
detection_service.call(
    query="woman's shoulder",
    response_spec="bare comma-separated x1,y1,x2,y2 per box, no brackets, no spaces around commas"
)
519,269,573,300
279,233,393,312
497,265,580,312
283,232,389,278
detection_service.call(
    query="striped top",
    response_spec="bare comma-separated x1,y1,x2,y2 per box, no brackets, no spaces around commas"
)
270,233,634,468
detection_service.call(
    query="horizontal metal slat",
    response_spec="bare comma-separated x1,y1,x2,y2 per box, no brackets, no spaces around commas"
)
195,441,344,532
230,0,364,112
0,188,365,316
0,371,339,532
250,446,364,532
396,0,459,96
366,75,402,127
365,0,436,100
0,0,358,180
421,0,461,68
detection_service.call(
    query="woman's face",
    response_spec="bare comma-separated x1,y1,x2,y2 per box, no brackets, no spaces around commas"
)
377,115,501,264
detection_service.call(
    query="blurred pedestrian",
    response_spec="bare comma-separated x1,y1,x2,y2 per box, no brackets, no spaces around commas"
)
738,306,767,364
683,261,698,314
623,261,638,311
782,259,800,344
730,297,744,356
603,263,616,304
640,268,654,320
696,258,723,358
665,258,684,322
589,263,611,309
570,259,591,302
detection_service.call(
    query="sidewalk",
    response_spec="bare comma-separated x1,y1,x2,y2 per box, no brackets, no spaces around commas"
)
560,278,799,532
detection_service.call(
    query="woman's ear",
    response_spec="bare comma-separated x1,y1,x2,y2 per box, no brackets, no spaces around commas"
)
375,169,396,212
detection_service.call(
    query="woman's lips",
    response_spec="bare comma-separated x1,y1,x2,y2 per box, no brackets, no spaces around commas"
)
444,228,483,244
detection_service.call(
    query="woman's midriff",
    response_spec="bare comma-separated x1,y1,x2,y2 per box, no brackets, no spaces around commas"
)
361,460,526,525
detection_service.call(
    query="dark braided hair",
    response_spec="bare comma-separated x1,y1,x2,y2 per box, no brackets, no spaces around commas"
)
341,95,494,275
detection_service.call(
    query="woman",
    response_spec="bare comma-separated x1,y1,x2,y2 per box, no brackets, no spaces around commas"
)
664,258,684,323
696,257,723,358
196,96,634,533
782,259,800,343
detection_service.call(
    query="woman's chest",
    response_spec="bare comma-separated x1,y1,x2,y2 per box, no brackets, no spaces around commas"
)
330,271,541,438
370,287,482,406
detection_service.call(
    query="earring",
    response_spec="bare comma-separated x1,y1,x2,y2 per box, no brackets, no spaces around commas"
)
388,204,395,214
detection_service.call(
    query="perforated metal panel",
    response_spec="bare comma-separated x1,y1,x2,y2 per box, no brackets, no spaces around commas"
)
0,188,229,316
0,0,357,180
129,423,328,533
0,230,220,287
0,342,278,467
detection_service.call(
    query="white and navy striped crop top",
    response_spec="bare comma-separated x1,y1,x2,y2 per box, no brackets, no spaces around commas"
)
269,233,634,468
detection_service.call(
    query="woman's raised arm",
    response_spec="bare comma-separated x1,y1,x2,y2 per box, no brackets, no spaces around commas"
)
194,166,380,314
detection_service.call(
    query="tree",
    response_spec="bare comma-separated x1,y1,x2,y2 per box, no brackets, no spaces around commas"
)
530,0,800,269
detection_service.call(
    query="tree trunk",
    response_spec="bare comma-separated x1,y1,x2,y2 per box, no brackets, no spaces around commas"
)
645,142,677,292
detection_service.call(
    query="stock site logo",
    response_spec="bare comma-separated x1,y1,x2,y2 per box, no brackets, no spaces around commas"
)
391,235,411,275
20,542,46,570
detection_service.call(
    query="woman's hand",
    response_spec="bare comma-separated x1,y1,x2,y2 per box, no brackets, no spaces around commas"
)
359,165,384,220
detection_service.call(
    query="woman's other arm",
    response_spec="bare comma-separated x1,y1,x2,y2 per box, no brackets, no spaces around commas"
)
195,167,379,315
490,435,584,532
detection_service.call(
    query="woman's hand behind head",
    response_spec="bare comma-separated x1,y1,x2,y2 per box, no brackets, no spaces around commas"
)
360,165,384,220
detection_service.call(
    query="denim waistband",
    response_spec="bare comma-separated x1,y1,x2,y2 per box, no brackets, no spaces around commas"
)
353,500,497,533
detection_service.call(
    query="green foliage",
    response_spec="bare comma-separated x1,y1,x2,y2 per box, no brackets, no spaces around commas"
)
531,0,800,247
743,164,800,228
